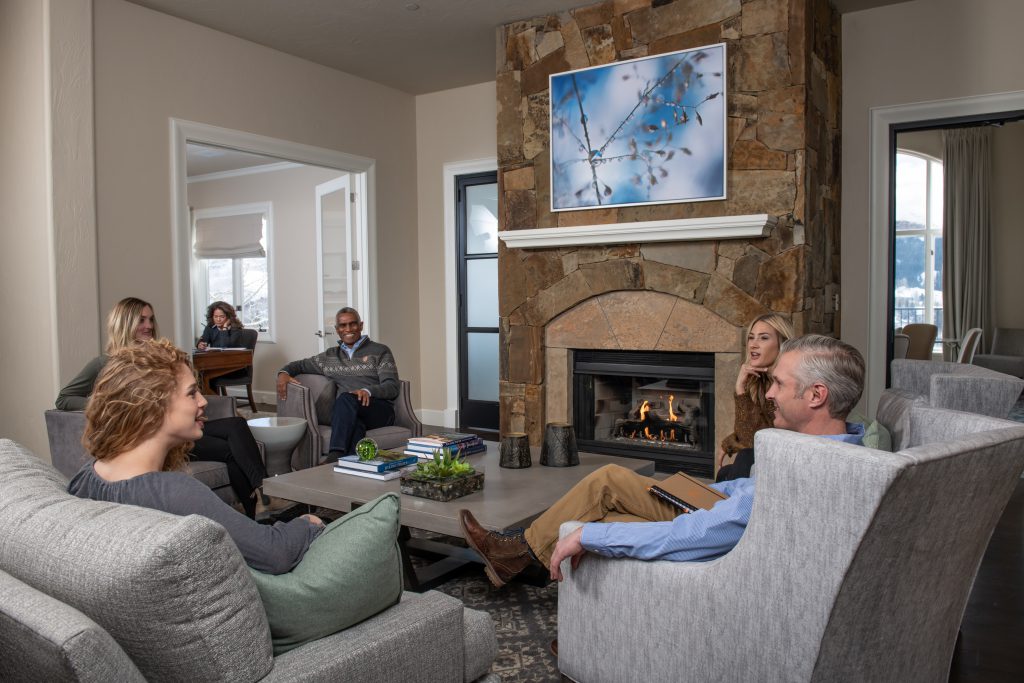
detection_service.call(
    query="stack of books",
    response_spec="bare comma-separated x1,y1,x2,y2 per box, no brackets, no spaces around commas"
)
404,432,486,460
332,449,418,481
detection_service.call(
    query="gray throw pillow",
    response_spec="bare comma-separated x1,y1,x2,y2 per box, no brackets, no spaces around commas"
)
249,493,403,655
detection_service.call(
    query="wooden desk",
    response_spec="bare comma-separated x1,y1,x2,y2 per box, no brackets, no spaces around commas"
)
192,349,252,395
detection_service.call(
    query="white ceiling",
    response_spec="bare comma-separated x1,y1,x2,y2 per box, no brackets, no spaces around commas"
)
127,0,910,95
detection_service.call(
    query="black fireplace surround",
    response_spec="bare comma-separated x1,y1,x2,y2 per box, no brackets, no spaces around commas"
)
573,350,715,476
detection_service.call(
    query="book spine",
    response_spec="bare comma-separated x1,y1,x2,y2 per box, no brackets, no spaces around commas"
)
648,486,697,513
407,436,479,447
408,444,485,459
337,456,418,473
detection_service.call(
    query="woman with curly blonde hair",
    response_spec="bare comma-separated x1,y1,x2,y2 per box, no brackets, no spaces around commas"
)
717,313,795,481
56,296,266,517
70,339,322,574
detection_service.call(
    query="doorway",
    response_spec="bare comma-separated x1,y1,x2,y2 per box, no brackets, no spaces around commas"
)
455,171,499,435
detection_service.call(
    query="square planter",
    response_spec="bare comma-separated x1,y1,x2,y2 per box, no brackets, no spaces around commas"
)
400,471,484,502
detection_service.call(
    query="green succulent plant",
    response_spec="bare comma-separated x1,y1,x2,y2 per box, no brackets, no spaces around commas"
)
408,446,476,481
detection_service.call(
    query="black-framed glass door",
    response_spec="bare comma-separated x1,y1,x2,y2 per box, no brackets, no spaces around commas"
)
456,172,499,434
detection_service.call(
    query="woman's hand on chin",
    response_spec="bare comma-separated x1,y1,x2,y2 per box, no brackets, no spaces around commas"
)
735,363,768,394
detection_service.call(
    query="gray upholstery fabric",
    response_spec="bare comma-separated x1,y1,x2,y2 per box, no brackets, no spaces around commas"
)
0,568,145,683
890,358,1024,418
974,327,1024,377
0,440,497,681
875,389,929,452
278,376,423,469
555,407,1024,683
0,439,275,682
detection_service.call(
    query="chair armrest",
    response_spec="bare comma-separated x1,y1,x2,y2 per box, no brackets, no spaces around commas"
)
277,381,322,471
44,410,90,479
204,395,237,421
394,380,423,438
262,591,471,683
930,373,1024,418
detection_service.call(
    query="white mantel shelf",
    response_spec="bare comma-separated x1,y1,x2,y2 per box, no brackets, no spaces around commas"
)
498,214,776,249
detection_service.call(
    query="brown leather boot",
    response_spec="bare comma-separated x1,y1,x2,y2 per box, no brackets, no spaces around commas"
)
459,509,535,588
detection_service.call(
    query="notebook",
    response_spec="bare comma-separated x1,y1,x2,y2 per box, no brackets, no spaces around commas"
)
648,471,728,513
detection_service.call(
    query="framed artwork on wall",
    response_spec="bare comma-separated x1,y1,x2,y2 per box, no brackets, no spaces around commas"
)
549,42,727,212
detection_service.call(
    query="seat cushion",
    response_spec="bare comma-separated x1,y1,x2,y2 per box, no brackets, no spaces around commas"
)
187,459,230,490
368,425,413,450
973,354,1024,378
249,492,403,655
0,439,274,682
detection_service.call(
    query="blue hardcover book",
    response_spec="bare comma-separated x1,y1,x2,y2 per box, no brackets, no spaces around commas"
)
404,439,483,455
336,452,419,473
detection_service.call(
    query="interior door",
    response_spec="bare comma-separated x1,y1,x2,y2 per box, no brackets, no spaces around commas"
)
457,172,499,434
315,175,352,352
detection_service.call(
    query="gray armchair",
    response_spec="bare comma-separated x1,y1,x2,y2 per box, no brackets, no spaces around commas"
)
44,395,258,505
277,376,423,471
890,358,1024,418
973,326,1024,378
555,403,1024,682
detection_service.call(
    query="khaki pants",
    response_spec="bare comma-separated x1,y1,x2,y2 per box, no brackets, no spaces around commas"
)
524,464,680,566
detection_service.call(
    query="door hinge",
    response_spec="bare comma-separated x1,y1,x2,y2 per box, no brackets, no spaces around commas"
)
350,192,356,204
352,260,361,271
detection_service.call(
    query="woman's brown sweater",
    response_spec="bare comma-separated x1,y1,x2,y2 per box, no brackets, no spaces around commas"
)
719,391,775,456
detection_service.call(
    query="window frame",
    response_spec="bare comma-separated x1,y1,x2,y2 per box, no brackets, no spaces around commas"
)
191,201,275,344
893,149,943,352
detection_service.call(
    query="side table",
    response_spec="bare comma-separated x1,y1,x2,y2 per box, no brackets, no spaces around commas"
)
246,417,306,476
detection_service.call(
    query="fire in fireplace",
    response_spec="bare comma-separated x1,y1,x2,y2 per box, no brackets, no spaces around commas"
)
573,350,715,476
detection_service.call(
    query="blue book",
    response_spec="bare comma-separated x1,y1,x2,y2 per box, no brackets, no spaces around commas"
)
336,452,418,473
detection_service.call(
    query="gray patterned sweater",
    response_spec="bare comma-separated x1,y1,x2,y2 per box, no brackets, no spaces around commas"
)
279,339,400,401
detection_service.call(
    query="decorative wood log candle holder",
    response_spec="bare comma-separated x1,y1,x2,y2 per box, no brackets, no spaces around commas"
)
540,422,579,467
499,432,532,469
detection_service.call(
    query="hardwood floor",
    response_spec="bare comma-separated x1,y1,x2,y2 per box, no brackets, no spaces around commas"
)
949,479,1024,682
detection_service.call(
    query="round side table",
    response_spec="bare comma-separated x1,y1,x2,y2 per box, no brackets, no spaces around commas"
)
246,417,307,477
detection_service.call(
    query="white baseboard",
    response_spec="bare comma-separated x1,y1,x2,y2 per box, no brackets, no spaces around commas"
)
417,408,457,429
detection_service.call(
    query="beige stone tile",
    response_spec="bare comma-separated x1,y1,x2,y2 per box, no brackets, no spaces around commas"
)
599,290,677,350
657,297,743,352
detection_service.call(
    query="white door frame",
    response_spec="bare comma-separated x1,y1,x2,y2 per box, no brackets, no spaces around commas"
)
865,90,1024,413
170,118,377,348
315,175,366,352
441,158,498,428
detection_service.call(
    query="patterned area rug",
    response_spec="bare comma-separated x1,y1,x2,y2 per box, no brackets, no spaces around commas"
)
1008,391,1024,424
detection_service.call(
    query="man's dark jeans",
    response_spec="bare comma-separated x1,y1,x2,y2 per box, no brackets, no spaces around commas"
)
329,392,395,454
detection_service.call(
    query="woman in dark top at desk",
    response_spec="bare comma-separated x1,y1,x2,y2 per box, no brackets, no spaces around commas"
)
197,301,244,350
56,297,266,517
68,339,321,574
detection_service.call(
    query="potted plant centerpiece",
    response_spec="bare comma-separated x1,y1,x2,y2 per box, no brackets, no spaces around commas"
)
399,446,484,502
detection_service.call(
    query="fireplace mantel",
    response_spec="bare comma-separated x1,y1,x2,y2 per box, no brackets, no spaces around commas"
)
497,214,776,250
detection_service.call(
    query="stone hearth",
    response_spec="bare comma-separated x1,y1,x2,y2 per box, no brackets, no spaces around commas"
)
497,0,841,449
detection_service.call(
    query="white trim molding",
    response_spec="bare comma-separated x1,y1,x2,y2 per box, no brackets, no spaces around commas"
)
186,161,302,184
498,214,775,249
866,90,1024,414
442,157,497,429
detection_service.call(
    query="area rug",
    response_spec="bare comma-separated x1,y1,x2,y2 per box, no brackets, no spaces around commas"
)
1008,391,1024,424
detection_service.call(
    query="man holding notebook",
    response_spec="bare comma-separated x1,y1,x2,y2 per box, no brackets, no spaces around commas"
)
459,335,866,587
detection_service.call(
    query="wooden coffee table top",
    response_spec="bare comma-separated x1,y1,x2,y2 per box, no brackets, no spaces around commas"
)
262,443,656,537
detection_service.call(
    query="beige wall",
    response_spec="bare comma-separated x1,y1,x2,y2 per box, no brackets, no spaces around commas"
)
187,164,346,397
93,0,421,394
0,0,55,457
842,0,1024,406
990,122,1024,329
414,82,497,423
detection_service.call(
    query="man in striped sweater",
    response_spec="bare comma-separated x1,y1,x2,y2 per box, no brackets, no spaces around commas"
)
277,308,399,457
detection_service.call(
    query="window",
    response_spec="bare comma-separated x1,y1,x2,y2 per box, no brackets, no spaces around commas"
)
193,203,273,340
894,150,943,350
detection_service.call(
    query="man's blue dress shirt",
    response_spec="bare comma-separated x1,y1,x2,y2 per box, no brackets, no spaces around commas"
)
580,422,866,562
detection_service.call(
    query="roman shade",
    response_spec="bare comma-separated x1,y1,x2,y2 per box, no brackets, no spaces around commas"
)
194,213,266,259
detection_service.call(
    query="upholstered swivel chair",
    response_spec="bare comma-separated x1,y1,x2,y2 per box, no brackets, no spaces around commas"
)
555,403,1024,682
889,358,1024,418
901,323,938,360
210,328,258,412
277,377,423,471
973,327,1024,378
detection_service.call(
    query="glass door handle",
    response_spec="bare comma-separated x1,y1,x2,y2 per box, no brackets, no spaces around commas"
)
314,330,324,338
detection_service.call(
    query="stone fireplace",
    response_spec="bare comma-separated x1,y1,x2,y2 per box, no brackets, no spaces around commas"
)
496,0,841,464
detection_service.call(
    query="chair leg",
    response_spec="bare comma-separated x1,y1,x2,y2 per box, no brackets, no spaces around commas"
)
246,384,257,414
217,385,226,396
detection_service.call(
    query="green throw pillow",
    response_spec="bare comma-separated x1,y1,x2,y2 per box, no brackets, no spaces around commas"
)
249,493,403,655
851,413,893,452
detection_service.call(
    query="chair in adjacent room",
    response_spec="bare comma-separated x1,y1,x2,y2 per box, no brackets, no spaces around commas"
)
973,327,1024,378
901,323,938,360
892,333,910,359
210,328,258,413
554,403,1024,683
957,327,983,364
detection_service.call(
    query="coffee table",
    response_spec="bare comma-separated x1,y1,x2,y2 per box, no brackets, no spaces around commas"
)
263,442,655,589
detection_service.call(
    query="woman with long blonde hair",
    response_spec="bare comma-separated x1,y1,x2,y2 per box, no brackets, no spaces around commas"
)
69,340,321,574
56,297,266,517
717,313,794,481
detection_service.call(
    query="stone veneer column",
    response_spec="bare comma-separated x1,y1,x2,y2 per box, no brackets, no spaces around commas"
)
497,0,841,444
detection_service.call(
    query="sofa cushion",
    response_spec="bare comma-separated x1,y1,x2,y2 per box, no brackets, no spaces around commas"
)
0,439,274,682
876,390,928,452
250,492,403,655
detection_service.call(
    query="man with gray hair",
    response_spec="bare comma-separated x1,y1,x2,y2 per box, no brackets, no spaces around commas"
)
460,334,866,588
